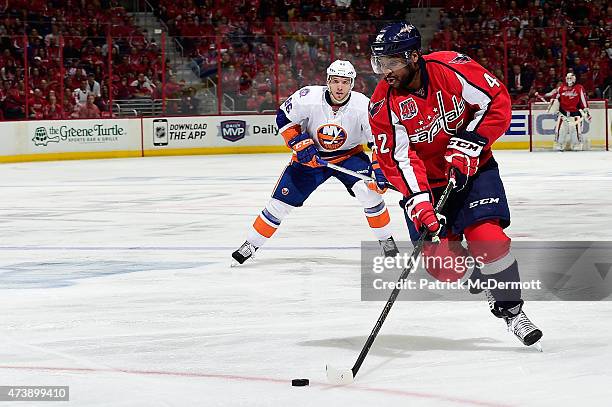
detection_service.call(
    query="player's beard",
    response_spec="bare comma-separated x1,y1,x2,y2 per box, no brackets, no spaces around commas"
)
385,63,419,90
400,63,419,89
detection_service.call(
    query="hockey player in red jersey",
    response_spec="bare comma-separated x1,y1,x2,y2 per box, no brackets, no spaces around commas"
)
539,73,590,151
367,22,542,347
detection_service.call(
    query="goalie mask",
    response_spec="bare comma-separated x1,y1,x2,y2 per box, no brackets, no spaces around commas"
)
326,60,356,103
565,73,576,86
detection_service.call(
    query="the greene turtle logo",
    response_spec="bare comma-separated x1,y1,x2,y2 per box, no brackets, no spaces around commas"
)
32,127,60,146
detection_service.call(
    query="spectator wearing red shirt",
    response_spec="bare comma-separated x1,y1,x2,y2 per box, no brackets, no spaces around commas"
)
530,71,550,95
222,65,240,99
63,87,77,117
114,77,134,100
258,91,276,113
2,81,25,119
245,89,261,112
74,94,101,118
28,88,47,119
43,94,63,119
96,86,112,115
588,65,605,97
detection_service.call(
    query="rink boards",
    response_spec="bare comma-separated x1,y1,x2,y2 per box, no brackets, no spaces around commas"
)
1,109,610,163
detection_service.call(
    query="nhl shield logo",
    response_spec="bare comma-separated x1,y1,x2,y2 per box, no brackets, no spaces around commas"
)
219,120,247,142
399,98,418,120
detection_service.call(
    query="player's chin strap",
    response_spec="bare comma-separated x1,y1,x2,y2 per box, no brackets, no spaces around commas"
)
326,170,457,385
323,161,400,192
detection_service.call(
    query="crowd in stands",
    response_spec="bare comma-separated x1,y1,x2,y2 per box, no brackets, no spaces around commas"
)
431,0,611,105
0,0,182,121
1,0,611,120
152,0,610,111
151,0,404,110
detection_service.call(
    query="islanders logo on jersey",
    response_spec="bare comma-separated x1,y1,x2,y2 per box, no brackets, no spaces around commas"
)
316,124,348,151
399,97,418,120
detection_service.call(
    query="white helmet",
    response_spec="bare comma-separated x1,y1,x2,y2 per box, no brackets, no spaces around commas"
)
566,72,576,86
326,60,356,90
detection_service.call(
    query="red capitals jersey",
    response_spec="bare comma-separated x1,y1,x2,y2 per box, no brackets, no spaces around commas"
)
368,51,511,196
554,84,587,113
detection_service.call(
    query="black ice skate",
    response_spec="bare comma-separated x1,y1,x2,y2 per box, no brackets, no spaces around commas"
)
231,241,258,266
485,290,543,350
505,310,543,348
379,236,399,257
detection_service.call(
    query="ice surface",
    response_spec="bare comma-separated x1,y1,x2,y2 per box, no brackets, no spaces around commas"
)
1,151,611,406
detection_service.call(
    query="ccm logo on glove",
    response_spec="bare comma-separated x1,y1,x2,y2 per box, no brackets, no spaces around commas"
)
447,138,485,157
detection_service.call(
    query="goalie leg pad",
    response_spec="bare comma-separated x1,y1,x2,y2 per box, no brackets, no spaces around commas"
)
556,115,571,149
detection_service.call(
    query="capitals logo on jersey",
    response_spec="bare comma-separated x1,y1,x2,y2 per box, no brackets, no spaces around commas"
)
369,99,385,118
316,124,348,151
399,97,418,120
449,54,471,64
408,91,465,144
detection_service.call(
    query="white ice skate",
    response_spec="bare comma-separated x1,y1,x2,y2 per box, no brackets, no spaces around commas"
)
571,142,583,151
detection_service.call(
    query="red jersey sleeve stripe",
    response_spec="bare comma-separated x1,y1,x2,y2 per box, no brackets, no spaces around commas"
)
427,59,510,144
453,73,492,133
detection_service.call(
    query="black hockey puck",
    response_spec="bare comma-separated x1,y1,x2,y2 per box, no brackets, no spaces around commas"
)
292,378,309,386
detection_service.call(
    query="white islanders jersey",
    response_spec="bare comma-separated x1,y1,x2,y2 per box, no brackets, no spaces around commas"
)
279,86,373,158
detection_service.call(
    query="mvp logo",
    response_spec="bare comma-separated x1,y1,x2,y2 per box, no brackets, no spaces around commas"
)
32,127,60,146
469,198,500,208
219,120,247,142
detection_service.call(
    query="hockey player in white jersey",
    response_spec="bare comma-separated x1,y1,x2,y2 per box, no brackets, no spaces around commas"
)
232,60,399,265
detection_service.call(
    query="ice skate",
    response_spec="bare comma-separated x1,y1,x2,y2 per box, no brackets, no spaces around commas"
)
379,236,399,257
505,310,543,349
485,290,543,349
571,142,583,151
231,241,258,266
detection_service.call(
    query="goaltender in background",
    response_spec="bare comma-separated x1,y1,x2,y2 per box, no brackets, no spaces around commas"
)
370,254,542,291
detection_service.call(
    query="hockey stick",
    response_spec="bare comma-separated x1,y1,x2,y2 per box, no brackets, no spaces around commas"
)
325,162,400,192
326,171,457,385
